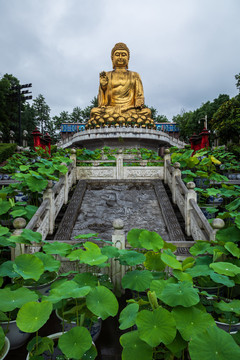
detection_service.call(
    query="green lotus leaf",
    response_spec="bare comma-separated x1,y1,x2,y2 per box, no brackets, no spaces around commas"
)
101,245,119,258
166,331,187,357
0,287,38,312
26,175,48,192
0,261,18,278
43,242,72,256
120,330,153,360
189,241,212,256
163,241,177,252
13,254,44,281
16,301,52,333
139,230,164,251
119,251,146,266
0,327,5,352
216,226,240,243
209,262,240,277
0,310,8,322
67,248,84,261
58,326,92,359
185,265,212,278
0,225,10,236
24,205,38,220
54,164,68,174
182,257,195,271
161,250,182,270
21,229,42,243
10,209,27,218
119,303,139,330
47,280,91,303
73,272,98,287
0,200,11,216
136,307,176,347
0,237,11,246
209,271,235,287
173,270,193,283
82,344,97,360
159,282,199,307
127,229,143,248
235,215,240,230
224,242,240,259
189,325,240,360
144,251,165,271
172,306,215,341
121,270,153,292
79,242,108,266
74,233,98,239
214,299,240,314
150,278,176,298
34,252,61,272
86,286,118,320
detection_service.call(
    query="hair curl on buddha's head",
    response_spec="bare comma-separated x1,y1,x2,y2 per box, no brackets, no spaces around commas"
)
111,43,130,60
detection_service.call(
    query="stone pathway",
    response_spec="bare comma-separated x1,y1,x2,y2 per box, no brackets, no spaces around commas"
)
70,181,170,243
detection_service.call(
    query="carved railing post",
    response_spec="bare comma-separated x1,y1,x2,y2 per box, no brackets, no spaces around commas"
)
185,182,197,236
172,162,181,204
111,219,125,294
211,218,225,241
61,162,69,205
163,148,171,184
116,151,124,179
11,217,27,260
43,180,55,234
70,148,77,183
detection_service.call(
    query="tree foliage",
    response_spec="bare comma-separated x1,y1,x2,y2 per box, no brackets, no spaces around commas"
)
173,94,230,141
210,95,240,143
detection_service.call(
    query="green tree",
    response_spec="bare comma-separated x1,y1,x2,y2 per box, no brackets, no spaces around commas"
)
0,74,21,142
174,94,230,141
32,94,51,134
235,73,240,93
211,95,240,144
147,106,169,123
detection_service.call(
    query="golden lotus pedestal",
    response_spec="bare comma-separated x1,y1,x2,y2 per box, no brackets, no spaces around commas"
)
86,112,155,130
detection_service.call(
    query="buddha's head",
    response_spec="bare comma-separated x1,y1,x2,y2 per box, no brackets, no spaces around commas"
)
111,42,130,69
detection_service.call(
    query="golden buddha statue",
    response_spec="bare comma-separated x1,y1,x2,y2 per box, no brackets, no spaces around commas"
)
86,43,155,129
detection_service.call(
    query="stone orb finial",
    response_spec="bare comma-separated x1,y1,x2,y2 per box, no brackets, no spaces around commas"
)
13,217,27,229
173,162,181,169
212,218,225,229
187,182,196,189
164,148,170,154
113,218,124,229
71,149,76,154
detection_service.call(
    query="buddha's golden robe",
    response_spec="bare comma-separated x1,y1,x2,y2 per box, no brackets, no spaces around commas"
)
91,70,151,117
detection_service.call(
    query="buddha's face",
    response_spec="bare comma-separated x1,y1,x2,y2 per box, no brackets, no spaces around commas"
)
112,50,129,69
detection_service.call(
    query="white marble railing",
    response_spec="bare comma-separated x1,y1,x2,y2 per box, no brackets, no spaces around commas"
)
163,150,224,241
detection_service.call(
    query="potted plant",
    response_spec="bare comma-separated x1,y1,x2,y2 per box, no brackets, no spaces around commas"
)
0,326,10,360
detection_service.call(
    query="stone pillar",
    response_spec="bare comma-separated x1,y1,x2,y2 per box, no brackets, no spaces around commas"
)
185,182,197,237
116,151,124,180
111,219,125,294
70,148,77,183
172,162,181,204
11,217,27,260
163,148,171,184
0,131,3,143
61,162,69,205
22,130,28,147
43,180,55,234
211,218,225,241
9,130,15,144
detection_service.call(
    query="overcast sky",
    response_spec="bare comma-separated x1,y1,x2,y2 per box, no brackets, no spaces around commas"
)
1,0,240,121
